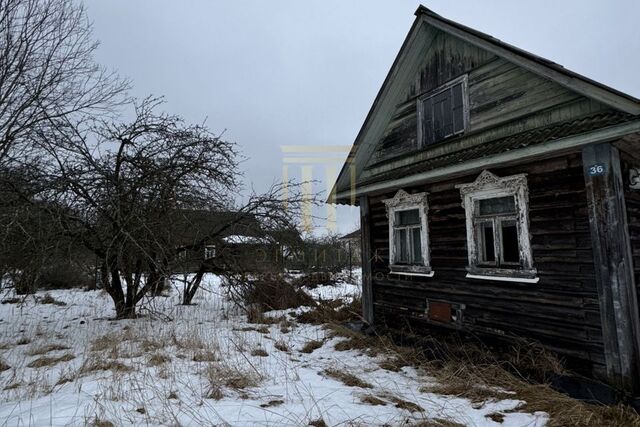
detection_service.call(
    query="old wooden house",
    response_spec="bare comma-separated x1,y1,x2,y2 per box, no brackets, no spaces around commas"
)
331,6,640,393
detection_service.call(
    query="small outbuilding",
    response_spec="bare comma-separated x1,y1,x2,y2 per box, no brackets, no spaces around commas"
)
331,6,640,393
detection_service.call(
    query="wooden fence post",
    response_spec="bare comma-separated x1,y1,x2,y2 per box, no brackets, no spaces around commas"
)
583,142,640,393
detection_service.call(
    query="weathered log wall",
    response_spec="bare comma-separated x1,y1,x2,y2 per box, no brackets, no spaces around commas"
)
367,152,605,373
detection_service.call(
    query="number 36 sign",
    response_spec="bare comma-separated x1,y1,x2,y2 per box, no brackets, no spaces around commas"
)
587,163,606,176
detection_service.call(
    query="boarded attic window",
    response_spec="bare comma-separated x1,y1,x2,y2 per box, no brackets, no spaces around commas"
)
418,75,468,146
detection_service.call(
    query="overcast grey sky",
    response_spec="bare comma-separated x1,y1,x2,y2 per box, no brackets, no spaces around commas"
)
85,1,640,235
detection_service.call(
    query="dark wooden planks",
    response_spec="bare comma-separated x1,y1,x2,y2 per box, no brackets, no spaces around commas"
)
367,153,608,371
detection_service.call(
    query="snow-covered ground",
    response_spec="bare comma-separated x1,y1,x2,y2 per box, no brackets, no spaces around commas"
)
0,274,547,426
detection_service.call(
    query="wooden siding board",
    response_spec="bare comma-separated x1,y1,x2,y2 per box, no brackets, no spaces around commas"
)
583,144,640,391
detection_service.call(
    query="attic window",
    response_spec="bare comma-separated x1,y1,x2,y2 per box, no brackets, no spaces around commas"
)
418,75,468,146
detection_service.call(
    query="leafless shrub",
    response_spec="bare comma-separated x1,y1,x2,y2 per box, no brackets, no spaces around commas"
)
225,275,315,314
290,272,336,289
308,418,328,427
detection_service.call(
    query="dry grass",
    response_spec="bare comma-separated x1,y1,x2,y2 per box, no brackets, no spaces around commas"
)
148,353,171,366
388,395,424,413
3,382,21,390
26,343,71,356
40,293,67,306
297,297,361,325
16,337,31,345
260,399,284,408
300,339,324,354
26,353,75,368
89,419,115,427
140,339,164,352
322,368,372,389
411,419,465,427
192,350,218,362
251,348,269,357
274,340,289,352
360,394,387,406
308,419,328,427
79,358,132,375
325,323,640,427
0,360,10,372
205,363,262,394
90,333,122,352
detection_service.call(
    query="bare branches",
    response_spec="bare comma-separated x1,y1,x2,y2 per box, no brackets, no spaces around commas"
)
0,0,129,163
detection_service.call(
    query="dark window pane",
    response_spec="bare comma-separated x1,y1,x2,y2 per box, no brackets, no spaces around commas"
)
480,223,495,263
478,196,516,216
501,222,520,263
433,97,445,142
396,228,408,263
412,227,423,263
395,209,420,226
422,81,466,146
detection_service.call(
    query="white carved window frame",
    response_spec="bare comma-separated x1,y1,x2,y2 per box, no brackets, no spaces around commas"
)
383,190,433,277
456,171,538,283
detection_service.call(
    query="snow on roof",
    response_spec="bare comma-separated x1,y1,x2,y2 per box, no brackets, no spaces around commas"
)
222,234,269,244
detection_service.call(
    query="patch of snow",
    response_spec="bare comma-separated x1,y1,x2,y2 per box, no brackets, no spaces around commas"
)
0,272,547,426
222,235,269,244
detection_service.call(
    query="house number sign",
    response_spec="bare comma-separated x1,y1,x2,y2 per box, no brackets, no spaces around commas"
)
587,163,607,176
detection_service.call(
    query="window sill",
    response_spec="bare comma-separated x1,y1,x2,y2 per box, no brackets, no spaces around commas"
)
390,270,435,278
465,273,539,284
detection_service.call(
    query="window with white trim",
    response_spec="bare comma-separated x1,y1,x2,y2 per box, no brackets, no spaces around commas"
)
383,190,432,275
456,171,536,280
418,75,468,147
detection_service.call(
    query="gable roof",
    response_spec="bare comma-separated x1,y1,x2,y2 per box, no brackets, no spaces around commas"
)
330,5,640,204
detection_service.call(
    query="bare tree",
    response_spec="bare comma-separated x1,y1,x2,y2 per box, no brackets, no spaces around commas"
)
17,97,238,317
0,0,128,162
